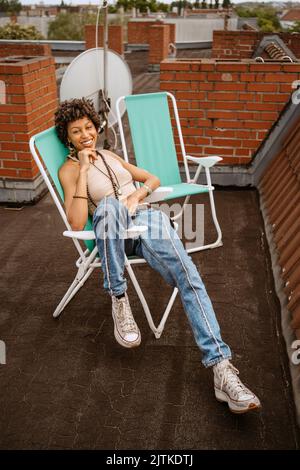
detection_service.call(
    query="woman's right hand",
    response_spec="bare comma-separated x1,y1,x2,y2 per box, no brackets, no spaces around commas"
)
77,148,98,172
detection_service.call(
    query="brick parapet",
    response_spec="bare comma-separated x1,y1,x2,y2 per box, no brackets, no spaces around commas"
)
212,30,300,60
0,55,58,190
160,59,300,164
0,43,51,59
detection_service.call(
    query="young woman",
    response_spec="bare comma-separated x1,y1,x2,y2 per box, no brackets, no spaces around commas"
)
54,98,261,414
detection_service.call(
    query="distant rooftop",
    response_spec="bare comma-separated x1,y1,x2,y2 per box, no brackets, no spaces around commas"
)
281,8,300,21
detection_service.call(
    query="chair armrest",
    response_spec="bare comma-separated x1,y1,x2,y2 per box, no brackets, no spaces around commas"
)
63,230,96,240
186,155,223,168
144,186,173,203
63,226,148,241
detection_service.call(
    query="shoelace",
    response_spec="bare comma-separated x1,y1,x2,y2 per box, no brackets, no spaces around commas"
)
116,299,137,332
219,363,250,397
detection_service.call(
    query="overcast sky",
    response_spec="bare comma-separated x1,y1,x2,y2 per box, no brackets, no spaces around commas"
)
19,0,281,5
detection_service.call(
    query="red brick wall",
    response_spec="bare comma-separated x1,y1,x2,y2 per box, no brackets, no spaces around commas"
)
212,30,300,60
128,20,176,46
287,34,300,59
0,43,52,59
212,31,261,59
128,21,153,44
149,24,170,65
85,24,123,56
160,59,300,164
0,56,58,180
169,23,176,45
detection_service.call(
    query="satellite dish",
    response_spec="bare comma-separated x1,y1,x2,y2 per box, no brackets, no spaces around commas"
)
60,48,132,127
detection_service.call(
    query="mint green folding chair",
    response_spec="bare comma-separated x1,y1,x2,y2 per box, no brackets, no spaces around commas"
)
116,91,223,253
29,127,177,337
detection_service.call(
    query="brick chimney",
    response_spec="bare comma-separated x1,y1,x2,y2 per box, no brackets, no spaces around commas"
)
0,56,58,204
85,24,124,56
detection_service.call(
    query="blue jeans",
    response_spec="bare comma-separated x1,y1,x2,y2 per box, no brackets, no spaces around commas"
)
93,197,232,367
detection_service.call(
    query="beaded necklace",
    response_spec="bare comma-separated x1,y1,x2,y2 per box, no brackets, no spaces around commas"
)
68,148,122,209
94,150,122,199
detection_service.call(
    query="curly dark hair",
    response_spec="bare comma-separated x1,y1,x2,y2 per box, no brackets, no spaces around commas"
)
54,98,101,147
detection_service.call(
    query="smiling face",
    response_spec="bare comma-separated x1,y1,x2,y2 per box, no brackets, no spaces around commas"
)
67,116,98,152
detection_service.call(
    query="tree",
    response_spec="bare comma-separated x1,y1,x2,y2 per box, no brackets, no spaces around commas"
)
0,0,21,14
235,5,281,32
170,1,193,15
288,20,300,33
0,22,44,39
157,2,169,13
48,12,97,41
7,0,21,14
108,5,117,13
135,0,151,13
256,7,281,32
235,6,254,18
116,0,163,13
258,18,276,33
115,0,133,12
222,0,231,8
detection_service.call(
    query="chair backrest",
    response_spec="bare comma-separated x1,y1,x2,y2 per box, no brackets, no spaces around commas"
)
34,127,68,200
125,92,182,186
32,127,94,251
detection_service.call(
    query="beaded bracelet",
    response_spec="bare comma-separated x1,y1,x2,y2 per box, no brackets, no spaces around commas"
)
73,195,88,200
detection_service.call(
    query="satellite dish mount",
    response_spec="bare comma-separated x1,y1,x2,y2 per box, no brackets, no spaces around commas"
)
60,1,132,150
99,0,110,148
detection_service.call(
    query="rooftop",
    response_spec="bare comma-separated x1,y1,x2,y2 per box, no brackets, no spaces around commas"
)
1,50,300,449
281,8,300,21
1,187,299,449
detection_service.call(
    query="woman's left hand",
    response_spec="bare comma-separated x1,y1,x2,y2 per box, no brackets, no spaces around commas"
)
123,194,140,216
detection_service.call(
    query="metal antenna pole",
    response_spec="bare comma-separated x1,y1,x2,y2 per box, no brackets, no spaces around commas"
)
103,0,110,148
103,0,108,100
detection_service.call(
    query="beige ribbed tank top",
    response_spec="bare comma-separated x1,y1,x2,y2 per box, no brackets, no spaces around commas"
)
67,149,136,215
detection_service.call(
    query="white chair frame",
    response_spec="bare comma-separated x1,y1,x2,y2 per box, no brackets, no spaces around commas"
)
29,134,178,338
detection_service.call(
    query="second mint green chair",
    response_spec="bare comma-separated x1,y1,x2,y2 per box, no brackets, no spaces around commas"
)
116,91,223,254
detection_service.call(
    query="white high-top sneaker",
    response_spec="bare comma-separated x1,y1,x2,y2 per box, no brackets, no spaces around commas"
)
213,359,261,414
112,293,141,348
